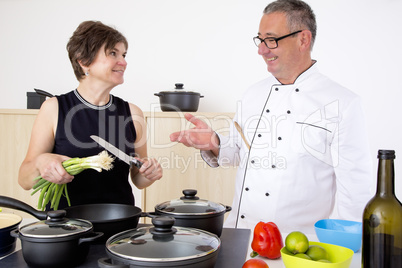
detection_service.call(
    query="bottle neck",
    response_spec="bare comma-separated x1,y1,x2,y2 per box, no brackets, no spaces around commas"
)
376,158,395,197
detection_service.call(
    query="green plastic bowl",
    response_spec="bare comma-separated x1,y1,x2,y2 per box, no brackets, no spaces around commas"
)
281,241,354,268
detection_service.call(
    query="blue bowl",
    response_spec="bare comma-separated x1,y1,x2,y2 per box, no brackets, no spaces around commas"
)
314,219,362,252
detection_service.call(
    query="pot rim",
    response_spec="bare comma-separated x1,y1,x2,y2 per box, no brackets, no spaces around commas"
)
0,213,22,229
154,189,229,216
156,91,202,95
105,224,221,262
18,213,94,239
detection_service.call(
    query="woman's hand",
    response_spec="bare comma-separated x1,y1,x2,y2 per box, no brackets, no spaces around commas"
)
36,153,74,184
138,158,162,182
131,157,162,189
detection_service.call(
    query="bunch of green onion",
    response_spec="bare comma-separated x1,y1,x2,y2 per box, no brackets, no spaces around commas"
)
31,151,114,211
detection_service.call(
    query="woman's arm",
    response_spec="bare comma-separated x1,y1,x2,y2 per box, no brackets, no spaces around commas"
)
18,97,73,190
128,103,162,189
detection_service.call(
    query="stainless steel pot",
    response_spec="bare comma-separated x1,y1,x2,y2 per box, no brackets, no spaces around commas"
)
154,83,204,112
98,216,220,268
10,210,103,267
154,189,231,237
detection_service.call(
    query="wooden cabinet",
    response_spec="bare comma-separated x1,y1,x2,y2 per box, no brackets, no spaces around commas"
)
0,110,39,218
143,111,236,222
0,110,237,220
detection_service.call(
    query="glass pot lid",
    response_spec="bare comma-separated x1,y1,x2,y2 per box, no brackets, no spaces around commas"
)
19,210,92,238
106,216,220,262
159,83,200,95
155,189,226,215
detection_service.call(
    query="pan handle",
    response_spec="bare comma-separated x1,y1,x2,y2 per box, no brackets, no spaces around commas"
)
34,88,54,98
98,258,129,268
0,195,48,220
78,232,104,245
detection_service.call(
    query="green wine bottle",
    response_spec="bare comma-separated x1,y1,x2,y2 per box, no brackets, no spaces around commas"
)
362,150,402,267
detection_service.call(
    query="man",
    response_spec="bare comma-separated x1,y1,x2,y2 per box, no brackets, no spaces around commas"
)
170,0,372,233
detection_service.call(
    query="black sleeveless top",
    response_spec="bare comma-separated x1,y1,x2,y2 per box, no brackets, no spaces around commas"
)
52,90,136,209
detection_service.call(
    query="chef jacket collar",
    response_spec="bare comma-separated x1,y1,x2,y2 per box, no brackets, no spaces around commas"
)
273,60,318,86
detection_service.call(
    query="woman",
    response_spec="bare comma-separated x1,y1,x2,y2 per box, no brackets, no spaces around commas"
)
18,21,162,209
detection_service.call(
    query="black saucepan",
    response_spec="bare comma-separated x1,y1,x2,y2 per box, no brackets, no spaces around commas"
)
0,196,144,242
153,189,232,237
11,210,102,267
98,216,220,268
154,83,204,112
0,213,22,257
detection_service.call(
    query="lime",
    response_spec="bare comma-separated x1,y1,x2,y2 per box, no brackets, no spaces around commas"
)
285,231,309,254
306,245,329,261
294,253,312,260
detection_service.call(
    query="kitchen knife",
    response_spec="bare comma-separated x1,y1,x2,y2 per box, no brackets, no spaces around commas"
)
90,135,143,169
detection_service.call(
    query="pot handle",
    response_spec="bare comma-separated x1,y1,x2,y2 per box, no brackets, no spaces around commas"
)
98,257,129,268
225,205,232,213
200,95,204,98
143,212,157,218
78,232,104,245
10,229,20,238
0,195,47,220
154,93,163,97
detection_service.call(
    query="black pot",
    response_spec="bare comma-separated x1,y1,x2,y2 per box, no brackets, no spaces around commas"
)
98,216,220,268
0,213,22,257
0,195,144,242
153,189,231,237
154,83,204,112
10,210,103,267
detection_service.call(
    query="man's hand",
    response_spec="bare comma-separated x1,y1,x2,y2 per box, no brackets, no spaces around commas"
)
170,113,220,152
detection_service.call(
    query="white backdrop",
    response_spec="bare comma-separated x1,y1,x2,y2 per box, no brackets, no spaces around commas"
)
1,0,401,201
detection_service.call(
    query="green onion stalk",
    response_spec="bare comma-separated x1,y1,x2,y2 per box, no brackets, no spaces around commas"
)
31,151,114,211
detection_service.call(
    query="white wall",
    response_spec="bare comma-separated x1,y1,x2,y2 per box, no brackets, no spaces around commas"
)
1,0,401,201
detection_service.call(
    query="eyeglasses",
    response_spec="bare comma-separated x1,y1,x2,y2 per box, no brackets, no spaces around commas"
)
253,30,302,49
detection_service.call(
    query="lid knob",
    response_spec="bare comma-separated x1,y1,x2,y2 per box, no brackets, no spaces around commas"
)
45,210,68,225
180,189,200,200
175,83,184,90
150,216,177,235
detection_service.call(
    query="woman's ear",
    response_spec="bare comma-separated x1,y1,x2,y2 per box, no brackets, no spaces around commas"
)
78,60,89,75
299,30,312,52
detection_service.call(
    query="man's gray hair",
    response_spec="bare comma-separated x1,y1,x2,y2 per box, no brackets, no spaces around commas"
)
264,0,317,49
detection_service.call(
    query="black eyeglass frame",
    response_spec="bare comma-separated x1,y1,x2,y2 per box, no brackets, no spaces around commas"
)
253,30,303,49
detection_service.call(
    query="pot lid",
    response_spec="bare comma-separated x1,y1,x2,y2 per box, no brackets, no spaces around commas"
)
105,216,220,262
155,189,226,215
19,210,92,238
159,83,200,95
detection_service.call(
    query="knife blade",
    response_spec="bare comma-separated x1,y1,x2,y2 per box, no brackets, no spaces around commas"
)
90,135,143,169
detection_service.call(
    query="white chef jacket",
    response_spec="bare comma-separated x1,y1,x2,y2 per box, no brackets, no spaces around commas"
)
202,62,373,234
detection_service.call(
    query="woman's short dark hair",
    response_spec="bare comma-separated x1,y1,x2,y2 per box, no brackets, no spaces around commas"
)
67,21,128,81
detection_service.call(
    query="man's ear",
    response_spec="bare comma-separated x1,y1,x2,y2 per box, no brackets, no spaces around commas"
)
299,30,312,52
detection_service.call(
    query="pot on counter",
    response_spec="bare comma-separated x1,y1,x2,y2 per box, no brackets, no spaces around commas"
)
0,195,144,242
10,210,103,267
154,83,204,112
0,213,22,257
98,216,220,268
153,189,231,237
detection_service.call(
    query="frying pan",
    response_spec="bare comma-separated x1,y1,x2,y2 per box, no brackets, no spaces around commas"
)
0,195,145,242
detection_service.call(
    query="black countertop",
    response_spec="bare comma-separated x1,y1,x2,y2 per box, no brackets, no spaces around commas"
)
0,228,251,268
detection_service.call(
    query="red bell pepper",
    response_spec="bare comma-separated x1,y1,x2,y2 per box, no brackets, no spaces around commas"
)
250,221,283,259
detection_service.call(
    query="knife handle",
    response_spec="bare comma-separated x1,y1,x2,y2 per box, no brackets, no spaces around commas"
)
130,159,143,169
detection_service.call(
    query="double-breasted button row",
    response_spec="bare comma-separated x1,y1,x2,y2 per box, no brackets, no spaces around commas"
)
244,187,269,196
